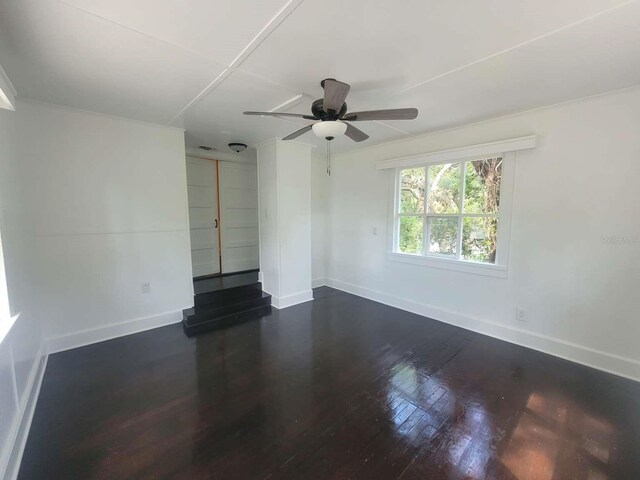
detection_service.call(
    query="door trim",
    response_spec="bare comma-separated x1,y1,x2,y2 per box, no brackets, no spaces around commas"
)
215,160,222,273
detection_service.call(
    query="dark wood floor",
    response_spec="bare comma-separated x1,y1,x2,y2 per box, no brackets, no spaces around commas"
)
19,287,640,479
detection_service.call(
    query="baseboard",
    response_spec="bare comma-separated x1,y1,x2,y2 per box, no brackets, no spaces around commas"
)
271,289,314,309
325,278,640,383
258,271,264,283
311,278,326,288
1,345,48,480
47,310,185,354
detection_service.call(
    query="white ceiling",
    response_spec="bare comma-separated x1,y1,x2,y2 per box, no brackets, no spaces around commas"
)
1,0,639,154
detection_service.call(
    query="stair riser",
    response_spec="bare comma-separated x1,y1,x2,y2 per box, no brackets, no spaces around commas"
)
194,283,263,306
184,296,271,325
183,305,272,336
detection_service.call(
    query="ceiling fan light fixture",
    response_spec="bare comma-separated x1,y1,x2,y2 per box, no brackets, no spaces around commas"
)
312,120,347,139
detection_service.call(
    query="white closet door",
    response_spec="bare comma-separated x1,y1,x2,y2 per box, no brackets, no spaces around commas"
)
219,162,259,273
186,156,220,277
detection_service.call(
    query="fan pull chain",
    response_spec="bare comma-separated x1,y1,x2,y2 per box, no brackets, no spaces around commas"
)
326,139,331,176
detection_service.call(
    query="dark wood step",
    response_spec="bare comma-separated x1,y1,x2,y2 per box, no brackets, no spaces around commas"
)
182,304,272,336
184,292,272,325
194,281,263,307
193,271,259,294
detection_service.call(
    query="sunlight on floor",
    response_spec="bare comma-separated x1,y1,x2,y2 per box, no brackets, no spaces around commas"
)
501,391,615,480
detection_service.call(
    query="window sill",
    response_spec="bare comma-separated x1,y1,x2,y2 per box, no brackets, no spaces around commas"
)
387,252,508,278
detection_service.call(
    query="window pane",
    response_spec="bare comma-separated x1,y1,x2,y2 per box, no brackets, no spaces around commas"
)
399,216,423,254
464,158,502,214
400,167,425,213
427,163,461,214
428,217,457,256
462,216,498,263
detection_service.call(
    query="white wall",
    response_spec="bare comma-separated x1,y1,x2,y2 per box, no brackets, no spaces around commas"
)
311,153,328,286
326,86,640,380
257,141,280,298
0,104,45,480
257,140,313,308
15,100,193,348
0,98,193,477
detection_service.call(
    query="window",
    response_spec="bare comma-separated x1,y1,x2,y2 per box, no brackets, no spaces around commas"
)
392,155,513,276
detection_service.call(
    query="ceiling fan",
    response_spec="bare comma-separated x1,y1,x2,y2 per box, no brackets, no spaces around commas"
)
243,78,418,143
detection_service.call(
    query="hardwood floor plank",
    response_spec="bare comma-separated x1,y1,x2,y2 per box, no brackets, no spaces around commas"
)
18,287,640,479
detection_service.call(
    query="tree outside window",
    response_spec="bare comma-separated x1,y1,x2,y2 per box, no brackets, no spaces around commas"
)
397,158,502,264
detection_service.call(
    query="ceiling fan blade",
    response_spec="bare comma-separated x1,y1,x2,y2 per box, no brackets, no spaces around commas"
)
344,123,369,142
244,111,316,120
282,124,313,141
342,108,418,121
323,79,350,113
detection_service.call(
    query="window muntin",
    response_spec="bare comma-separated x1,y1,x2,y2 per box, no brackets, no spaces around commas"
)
396,157,503,264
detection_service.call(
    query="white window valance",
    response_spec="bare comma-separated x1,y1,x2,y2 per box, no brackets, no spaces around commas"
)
375,135,537,170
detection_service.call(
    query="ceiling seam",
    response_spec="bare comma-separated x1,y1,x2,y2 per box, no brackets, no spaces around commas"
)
353,0,639,112
168,0,307,125
226,0,306,71
398,0,637,95
168,68,233,125
372,120,414,137
57,0,225,64
235,68,316,100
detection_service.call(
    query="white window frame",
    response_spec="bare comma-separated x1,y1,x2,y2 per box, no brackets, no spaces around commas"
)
387,151,516,278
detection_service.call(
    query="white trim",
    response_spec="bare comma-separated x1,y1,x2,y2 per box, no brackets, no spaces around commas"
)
270,289,313,309
1,345,48,480
312,278,326,288
387,252,508,278
390,153,515,274
47,310,185,354
494,152,515,266
324,278,640,382
376,135,536,170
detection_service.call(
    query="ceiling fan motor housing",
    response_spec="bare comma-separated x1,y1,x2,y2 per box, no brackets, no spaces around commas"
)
311,99,348,120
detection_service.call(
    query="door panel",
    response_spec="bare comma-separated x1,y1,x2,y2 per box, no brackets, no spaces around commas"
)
186,156,220,277
219,162,259,273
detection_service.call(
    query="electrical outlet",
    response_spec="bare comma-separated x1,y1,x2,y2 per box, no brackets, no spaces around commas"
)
372,226,378,236
516,307,528,323
141,282,151,294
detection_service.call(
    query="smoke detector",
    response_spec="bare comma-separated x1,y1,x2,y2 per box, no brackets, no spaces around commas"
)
228,142,247,153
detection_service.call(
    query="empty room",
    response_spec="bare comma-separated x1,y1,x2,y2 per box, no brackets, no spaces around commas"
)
1,1,639,479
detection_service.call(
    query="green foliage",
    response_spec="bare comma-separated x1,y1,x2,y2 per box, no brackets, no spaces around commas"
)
428,163,460,213
462,217,498,262
462,159,501,262
398,159,502,262
464,160,501,214
428,217,457,255
400,167,425,213
399,216,423,254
